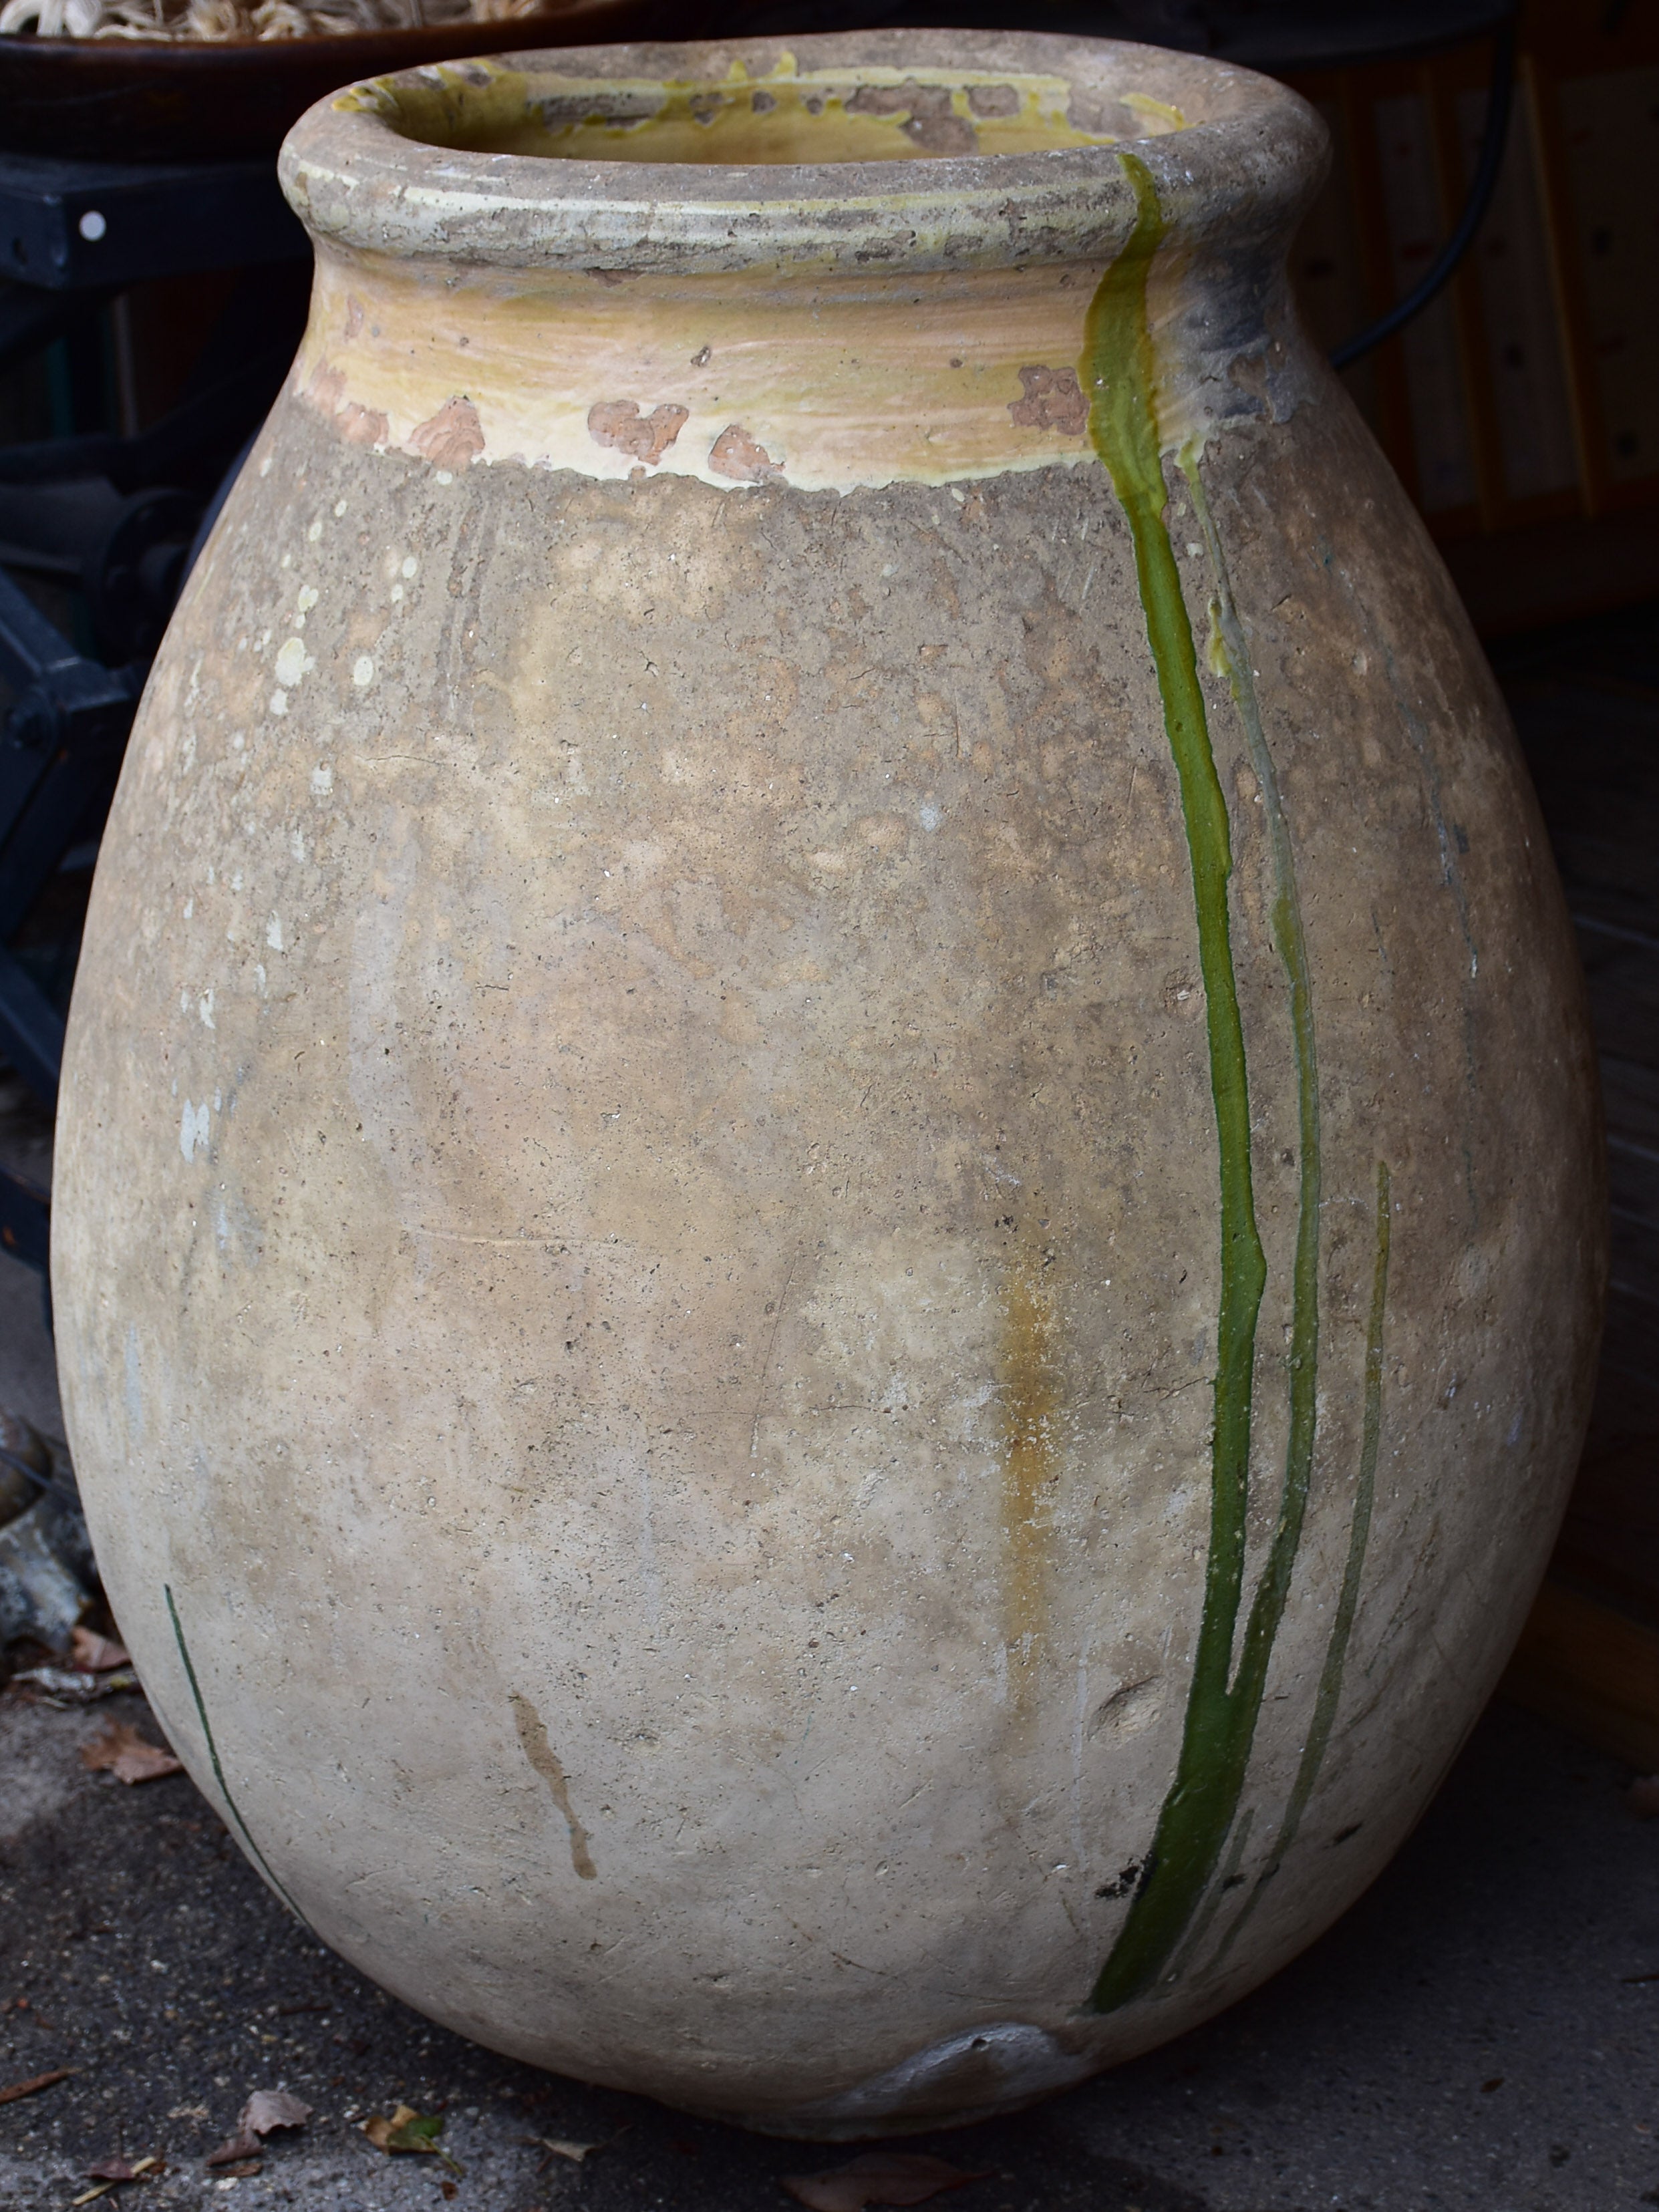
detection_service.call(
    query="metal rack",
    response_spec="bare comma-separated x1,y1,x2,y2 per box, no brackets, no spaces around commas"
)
0,150,306,1269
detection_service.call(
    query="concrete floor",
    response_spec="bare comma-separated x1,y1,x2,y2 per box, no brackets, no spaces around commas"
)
3,1238,1658,2212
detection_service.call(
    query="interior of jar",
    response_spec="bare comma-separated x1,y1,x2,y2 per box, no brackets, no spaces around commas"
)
370,56,1195,165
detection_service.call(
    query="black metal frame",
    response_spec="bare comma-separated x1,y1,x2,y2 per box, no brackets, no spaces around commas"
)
0,152,307,1273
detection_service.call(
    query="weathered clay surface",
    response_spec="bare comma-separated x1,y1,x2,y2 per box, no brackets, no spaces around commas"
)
52,31,1602,2135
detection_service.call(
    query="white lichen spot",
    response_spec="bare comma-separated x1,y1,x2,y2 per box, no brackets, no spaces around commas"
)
259,455,273,478
267,913,285,951
352,656,375,689
390,584,404,603
434,470,454,486
291,829,306,862
231,732,244,751
311,764,333,797
307,519,323,542
269,692,288,716
295,585,319,623
273,637,312,688
919,801,943,832
401,556,418,579
198,989,215,1030
179,1099,210,1162
180,731,196,772
333,499,347,518
182,897,194,919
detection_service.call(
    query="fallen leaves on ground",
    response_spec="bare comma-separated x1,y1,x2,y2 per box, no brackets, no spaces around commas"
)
537,2136,601,2166
780,2152,990,2211
364,2104,464,2177
1629,1774,1659,1819
71,2155,163,2204
71,1627,131,1672
13,1664,138,1706
243,2089,312,2135
0,2065,73,2106
206,2087,313,2166
80,1722,182,1785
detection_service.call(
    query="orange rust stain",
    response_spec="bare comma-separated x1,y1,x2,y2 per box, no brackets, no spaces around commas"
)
1002,1247,1059,1714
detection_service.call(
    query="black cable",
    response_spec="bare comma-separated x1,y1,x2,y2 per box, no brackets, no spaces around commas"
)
0,1440,80,1511
1331,15,1517,370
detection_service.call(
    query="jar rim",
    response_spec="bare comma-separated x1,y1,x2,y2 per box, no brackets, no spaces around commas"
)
279,29,1326,278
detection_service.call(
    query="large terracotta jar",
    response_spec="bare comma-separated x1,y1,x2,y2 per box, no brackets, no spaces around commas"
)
52,31,1603,2135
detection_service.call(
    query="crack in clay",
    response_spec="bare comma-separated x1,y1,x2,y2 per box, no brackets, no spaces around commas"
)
165,1585,309,1925
510,1692,598,1879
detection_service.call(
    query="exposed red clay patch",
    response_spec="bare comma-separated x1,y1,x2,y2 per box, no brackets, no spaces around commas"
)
302,360,388,448
407,396,486,470
587,400,690,466
710,424,784,483
338,403,390,447
1008,365,1088,436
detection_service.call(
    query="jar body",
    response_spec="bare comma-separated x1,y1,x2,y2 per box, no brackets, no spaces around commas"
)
52,37,1602,2134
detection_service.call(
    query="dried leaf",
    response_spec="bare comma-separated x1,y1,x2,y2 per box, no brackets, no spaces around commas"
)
364,2105,463,2176
539,2137,600,2164
0,2066,73,2105
80,1722,182,1785
241,2088,312,2136
781,2152,990,2212
86,2155,162,2182
14,1666,138,1707
71,1628,132,1672
205,2132,259,2167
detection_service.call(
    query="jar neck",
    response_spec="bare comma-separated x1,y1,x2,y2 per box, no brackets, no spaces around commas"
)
295,243,1224,494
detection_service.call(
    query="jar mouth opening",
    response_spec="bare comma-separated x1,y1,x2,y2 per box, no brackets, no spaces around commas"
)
359,55,1191,170
286,33,1324,277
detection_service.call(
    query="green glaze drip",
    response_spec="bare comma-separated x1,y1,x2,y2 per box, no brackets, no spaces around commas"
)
165,1584,308,1925
1165,1804,1254,1984
1082,153,1269,2015
1184,448,1325,1905
1207,1160,1393,1974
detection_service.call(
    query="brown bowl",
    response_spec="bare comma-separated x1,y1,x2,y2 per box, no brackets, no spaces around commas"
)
0,0,673,163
